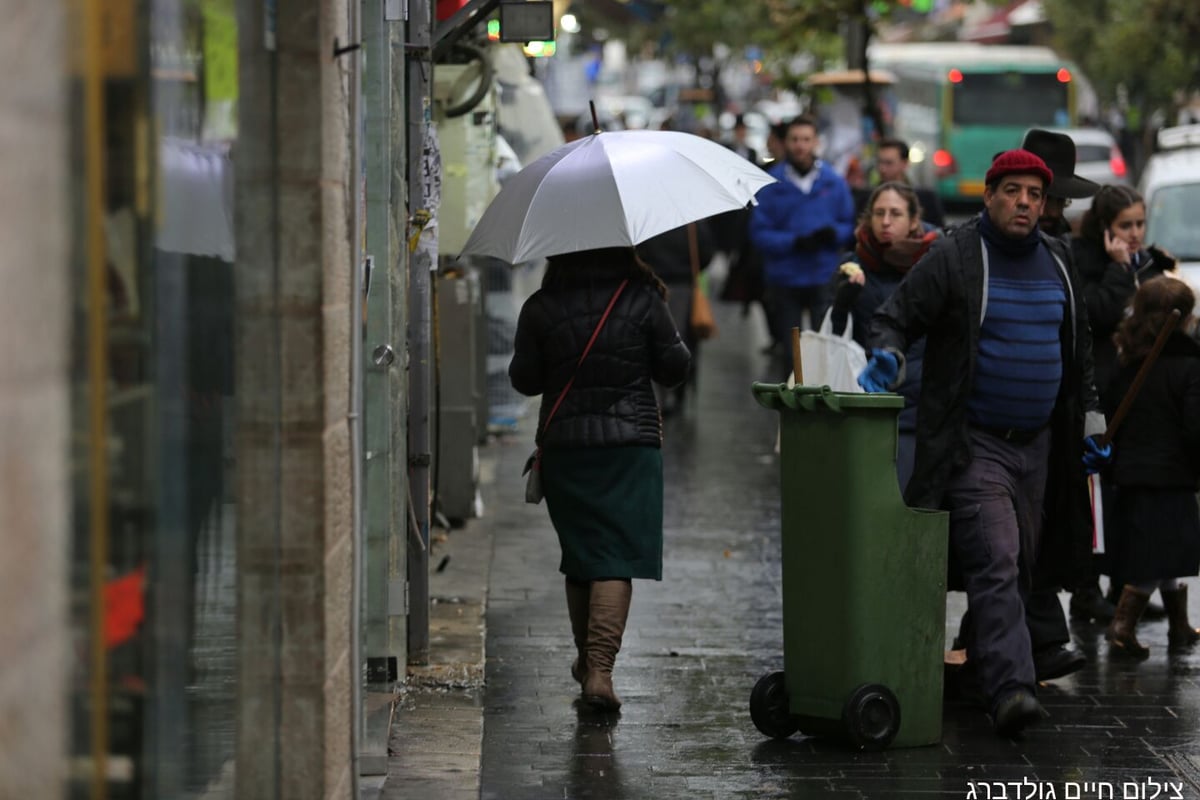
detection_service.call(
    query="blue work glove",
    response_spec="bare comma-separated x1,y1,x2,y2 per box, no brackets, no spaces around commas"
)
1082,435,1113,475
857,349,899,393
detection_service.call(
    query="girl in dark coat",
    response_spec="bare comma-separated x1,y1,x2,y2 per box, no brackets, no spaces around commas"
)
509,247,691,710
1104,277,1200,657
829,181,938,489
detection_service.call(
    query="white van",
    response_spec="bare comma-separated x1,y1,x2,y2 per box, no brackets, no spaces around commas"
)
1139,125,1200,288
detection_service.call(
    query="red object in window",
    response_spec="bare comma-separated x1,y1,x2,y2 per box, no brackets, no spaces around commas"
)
1057,68,1072,83
1110,145,1128,178
105,564,146,649
437,0,470,21
948,68,964,83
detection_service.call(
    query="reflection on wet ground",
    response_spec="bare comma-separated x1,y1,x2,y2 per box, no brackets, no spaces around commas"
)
480,305,1200,799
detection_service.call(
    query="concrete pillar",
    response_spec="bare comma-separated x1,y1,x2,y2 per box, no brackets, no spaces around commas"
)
0,2,67,798
234,0,354,797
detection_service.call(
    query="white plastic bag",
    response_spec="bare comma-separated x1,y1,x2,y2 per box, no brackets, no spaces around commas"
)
798,310,867,393
1088,473,1105,554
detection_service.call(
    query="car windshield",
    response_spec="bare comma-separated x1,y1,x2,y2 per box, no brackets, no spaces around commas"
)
1147,183,1200,261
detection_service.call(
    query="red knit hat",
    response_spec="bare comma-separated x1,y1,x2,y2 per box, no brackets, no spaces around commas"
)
985,149,1054,188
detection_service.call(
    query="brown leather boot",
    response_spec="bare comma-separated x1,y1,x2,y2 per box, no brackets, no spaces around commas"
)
565,579,590,685
1162,585,1200,650
582,579,632,711
1106,585,1151,658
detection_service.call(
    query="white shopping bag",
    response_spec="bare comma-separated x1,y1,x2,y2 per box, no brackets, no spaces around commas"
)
798,310,868,393
1089,473,1105,554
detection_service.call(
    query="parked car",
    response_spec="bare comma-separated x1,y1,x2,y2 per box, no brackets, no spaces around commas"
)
1040,126,1130,222
1140,125,1200,289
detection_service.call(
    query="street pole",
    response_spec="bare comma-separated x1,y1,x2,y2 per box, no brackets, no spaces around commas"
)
406,0,433,666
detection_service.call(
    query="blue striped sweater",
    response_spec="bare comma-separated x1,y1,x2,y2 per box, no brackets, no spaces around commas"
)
967,242,1065,431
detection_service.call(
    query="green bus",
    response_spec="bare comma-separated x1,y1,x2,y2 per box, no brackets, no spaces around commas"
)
869,43,1080,209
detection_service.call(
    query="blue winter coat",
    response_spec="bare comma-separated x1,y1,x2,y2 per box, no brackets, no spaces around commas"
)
749,161,856,289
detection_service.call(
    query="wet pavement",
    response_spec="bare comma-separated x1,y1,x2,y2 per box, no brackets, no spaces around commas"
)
388,302,1200,799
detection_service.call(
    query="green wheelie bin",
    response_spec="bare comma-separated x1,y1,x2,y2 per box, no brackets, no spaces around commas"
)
749,383,949,750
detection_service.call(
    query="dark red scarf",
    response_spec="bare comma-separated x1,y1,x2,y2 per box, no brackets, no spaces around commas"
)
854,226,938,274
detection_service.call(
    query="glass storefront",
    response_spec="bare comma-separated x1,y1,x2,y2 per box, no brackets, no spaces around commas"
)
69,1,241,796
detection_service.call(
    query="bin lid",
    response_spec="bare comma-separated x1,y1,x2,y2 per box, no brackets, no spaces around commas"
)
752,382,904,412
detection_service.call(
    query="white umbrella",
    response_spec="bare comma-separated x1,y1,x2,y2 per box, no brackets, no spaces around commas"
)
460,129,776,263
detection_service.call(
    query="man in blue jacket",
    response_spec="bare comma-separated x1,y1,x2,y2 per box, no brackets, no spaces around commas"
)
750,115,856,376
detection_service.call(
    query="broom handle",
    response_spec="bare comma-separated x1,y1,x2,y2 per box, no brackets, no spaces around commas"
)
1096,309,1181,448
791,327,803,385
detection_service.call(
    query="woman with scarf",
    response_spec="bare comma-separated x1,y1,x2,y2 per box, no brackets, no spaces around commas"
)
828,181,939,489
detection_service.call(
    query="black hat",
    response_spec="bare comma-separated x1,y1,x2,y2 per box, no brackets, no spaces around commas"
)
1021,129,1100,199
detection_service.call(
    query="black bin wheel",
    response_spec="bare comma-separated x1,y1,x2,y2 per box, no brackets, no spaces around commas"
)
750,671,800,739
842,683,901,750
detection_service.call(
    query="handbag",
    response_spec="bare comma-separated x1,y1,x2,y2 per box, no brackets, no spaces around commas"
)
524,279,630,504
687,223,718,340
797,309,867,393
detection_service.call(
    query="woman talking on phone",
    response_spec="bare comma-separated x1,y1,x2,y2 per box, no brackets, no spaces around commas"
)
1072,184,1179,613
1072,185,1177,401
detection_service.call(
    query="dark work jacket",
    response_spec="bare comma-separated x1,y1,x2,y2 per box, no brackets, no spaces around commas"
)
1074,237,1173,403
509,276,691,448
1104,332,1200,488
868,217,1104,587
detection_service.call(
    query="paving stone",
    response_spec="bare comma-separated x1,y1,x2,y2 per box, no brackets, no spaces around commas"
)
386,305,1200,800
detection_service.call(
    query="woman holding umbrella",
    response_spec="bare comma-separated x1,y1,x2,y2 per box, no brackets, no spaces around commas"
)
509,247,690,710
467,122,773,710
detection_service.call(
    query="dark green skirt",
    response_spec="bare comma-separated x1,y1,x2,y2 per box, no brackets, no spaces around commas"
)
541,445,664,581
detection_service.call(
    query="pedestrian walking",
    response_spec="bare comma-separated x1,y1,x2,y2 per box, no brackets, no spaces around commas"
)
1073,184,1179,618
1103,277,1200,657
852,137,945,229
750,115,856,377
637,220,716,417
1012,128,1104,678
509,247,691,711
858,149,1110,736
828,181,937,490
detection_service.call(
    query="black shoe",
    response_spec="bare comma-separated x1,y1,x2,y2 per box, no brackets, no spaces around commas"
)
992,689,1048,737
1033,645,1087,681
1070,587,1116,623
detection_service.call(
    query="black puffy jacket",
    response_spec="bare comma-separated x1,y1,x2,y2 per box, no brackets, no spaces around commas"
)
1074,237,1174,403
1105,332,1200,488
509,274,691,448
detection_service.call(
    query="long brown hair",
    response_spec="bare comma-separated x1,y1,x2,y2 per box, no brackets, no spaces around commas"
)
542,247,668,298
1113,276,1195,366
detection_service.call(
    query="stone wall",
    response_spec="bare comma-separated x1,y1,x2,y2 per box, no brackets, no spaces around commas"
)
235,0,354,797
0,2,67,798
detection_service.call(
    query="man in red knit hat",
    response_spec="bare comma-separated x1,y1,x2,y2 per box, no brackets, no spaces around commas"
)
858,149,1111,736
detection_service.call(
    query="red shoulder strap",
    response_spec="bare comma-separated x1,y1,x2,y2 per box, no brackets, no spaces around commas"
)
539,279,630,437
